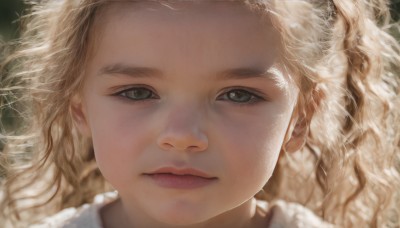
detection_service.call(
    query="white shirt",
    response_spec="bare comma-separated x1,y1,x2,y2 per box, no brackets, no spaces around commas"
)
31,192,334,228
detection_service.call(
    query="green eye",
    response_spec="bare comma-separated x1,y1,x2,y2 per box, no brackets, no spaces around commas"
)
218,89,264,104
227,90,253,103
118,87,157,100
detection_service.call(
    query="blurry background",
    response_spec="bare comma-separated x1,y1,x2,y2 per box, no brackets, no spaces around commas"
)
0,0,26,41
1,0,400,41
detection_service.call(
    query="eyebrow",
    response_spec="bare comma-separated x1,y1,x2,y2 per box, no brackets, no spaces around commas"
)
99,63,275,80
217,67,274,80
99,64,162,78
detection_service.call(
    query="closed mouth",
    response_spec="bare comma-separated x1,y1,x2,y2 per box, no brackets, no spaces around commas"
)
144,167,217,179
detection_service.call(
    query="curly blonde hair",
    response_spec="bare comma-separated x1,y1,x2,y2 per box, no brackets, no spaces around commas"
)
1,0,399,227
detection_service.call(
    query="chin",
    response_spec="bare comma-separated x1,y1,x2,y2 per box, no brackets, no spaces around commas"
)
153,204,214,226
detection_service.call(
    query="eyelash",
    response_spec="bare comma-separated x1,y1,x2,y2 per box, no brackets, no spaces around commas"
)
113,86,159,102
216,87,266,105
113,86,266,105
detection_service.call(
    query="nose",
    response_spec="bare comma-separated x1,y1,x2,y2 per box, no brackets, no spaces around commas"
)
157,107,208,153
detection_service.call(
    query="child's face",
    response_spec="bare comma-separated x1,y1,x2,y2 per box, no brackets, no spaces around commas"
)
75,1,299,227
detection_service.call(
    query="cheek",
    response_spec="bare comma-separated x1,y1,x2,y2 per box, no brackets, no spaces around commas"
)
214,107,291,187
85,100,156,183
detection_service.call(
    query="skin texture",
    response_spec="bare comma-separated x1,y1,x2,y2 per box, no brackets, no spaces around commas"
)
72,1,301,228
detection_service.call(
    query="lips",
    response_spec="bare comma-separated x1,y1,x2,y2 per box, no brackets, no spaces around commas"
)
144,167,218,189
146,167,216,179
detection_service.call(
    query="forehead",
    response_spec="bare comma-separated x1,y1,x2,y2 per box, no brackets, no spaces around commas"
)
99,1,266,22
92,1,279,58
95,1,277,40
87,1,288,84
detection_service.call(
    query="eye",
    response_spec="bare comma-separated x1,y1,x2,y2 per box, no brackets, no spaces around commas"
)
217,88,265,104
116,87,158,101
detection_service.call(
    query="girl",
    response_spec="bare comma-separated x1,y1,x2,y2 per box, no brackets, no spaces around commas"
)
1,0,399,227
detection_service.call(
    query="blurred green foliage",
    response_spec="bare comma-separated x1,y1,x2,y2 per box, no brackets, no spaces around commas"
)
0,0,26,41
392,0,400,21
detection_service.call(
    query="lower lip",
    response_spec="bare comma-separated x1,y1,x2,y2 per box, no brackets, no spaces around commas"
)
145,173,217,189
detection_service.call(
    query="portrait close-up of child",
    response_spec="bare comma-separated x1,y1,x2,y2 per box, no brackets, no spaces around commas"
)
0,0,399,227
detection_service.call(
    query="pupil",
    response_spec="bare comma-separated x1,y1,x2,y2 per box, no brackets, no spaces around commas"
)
229,91,250,102
129,89,150,99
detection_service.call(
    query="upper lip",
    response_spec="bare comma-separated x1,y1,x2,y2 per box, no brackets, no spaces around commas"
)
145,167,217,179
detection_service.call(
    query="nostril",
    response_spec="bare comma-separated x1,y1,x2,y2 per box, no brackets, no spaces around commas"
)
185,145,200,152
161,142,174,150
159,142,207,152
156,129,209,152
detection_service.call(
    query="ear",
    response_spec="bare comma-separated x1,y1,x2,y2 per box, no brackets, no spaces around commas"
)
283,114,308,153
282,87,323,153
70,95,91,137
